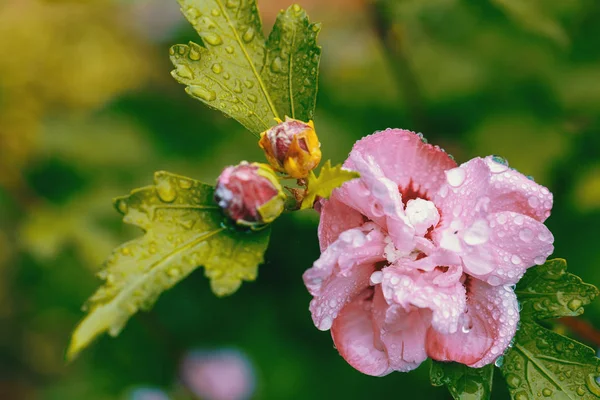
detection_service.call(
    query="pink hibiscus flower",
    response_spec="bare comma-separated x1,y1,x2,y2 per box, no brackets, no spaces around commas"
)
303,129,554,376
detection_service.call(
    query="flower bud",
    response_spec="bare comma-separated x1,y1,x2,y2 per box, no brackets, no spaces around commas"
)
259,117,321,179
214,162,285,229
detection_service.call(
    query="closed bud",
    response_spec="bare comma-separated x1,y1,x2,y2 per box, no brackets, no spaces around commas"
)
214,162,285,229
259,117,321,179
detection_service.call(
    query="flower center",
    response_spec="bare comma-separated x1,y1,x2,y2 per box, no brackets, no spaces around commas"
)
405,198,440,236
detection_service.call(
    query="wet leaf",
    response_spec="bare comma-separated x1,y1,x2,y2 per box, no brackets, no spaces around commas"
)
170,0,277,135
501,259,600,399
67,171,270,360
300,160,360,210
170,1,320,135
516,258,598,320
262,5,321,122
430,361,493,400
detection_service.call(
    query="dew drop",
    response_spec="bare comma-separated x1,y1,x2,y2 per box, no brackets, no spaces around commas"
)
271,56,283,73
519,228,533,242
586,374,600,396
225,46,234,54
211,8,221,16
242,27,255,42
494,356,504,367
568,299,582,311
505,373,521,388
179,178,193,189
203,32,223,46
446,167,466,187
489,155,509,173
527,196,539,208
156,179,177,203
116,199,128,214
511,255,521,265
211,63,223,74
187,86,217,102
534,256,546,265
247,94,257,103
514,391,529,400
175,64,194,79
168,267,181,278
188,47,201,61
541,388,552,397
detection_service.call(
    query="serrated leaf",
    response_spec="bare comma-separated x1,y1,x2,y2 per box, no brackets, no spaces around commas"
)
67,171,270,360
516,259,599,320
300,160,360,210
430,361,493,400
261,5,321,121
170,2,321,135
171,0,277,135
500,259,600,399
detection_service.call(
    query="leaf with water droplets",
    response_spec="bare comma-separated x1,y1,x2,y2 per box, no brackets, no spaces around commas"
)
261,4,321,121
67,171,270,360
516,259,598,320
430,361,493,400
300,160,360,210
170,0,280,135
500,259,600,400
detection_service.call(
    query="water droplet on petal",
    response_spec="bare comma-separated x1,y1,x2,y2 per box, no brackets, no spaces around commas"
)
494,356,504,367
534,256,546,265
446,167,466,187
175,64,194,79
511,255,522,265
528,196,539,208
519,228,533,242
489,155,509,173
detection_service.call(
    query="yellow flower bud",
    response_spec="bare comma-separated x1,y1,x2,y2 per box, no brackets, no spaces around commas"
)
258,117,322,179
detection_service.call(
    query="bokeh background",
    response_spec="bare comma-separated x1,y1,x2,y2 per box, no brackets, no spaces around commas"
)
1,0,599,398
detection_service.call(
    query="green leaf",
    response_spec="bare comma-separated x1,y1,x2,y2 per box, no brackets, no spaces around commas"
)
500,259,600,399
516,258,599,320
67,171,270,360
300,160,360,210
170,1,321,135
430,361,494,400
262,5,321,122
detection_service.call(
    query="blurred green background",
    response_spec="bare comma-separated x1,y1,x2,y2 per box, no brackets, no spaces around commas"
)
1,0,599,398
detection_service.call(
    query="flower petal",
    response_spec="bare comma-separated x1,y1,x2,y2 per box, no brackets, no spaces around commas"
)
318,195,365,251
371,287,428,372
426,281,519,367
331,289,392,377
469,212,555,285
348,129,457,200
381,266,466,335
303,226,387,330
344,152,415,253
483,156,553,222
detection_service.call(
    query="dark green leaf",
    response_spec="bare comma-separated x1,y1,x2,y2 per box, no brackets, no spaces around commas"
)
501,259,600,399
67,171,270,360
430,361,494,400
262,4,321,121
516,259,599,320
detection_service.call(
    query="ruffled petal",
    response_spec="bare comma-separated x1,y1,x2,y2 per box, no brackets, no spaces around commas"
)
348,129,457,200
380,266,466,335
331,289,392,377
371,287,428,372
318,195,365,251
466,212,555,285
343,152,415,253
483,156,553,223
303,226,387,330
434,157,553,227
426,281,519,367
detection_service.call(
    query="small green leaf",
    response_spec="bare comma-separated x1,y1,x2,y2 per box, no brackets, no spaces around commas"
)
262,4,321,121
300,160,360,210
67,171,270,360
430,361,494,400
501,259,600,399
516,258,599,320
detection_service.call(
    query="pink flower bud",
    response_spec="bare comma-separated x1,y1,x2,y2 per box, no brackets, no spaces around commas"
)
214,162,285,229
